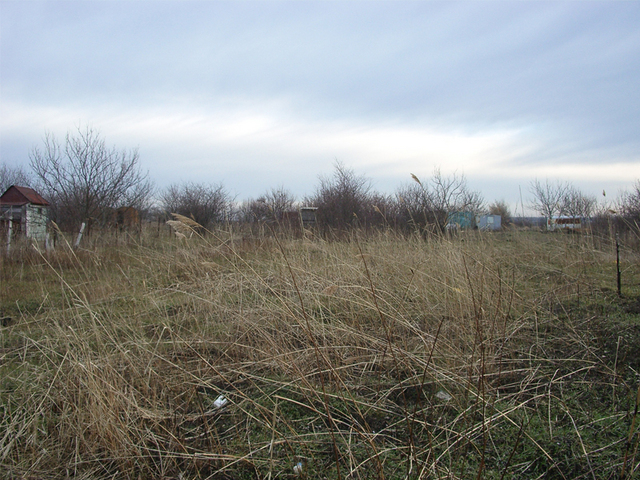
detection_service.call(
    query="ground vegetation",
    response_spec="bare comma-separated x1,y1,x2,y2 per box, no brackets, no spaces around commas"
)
1,223,639,479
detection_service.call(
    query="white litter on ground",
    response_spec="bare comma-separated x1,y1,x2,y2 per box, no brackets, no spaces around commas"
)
435,390,453,402
213,395,228,409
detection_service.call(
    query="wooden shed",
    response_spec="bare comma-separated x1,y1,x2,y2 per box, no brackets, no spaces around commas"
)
0,185,50,241
113,206,140,230
476,214,502,231
299,207,318,227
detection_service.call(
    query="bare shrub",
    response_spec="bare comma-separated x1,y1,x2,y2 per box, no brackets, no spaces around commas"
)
240,186,296,224
160,182,231,229
529,178,569,219
307,161,373,232
489,199,512,225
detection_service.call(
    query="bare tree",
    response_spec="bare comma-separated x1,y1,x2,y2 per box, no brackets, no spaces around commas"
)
429,169,472,214
396,180,422,233
459,188,486,215
0,162,33,192
529,179,569,219
160,182,231,229
30,126,152,229
562,186,597,219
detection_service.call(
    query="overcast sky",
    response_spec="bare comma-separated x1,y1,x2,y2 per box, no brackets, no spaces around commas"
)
1,0,639,209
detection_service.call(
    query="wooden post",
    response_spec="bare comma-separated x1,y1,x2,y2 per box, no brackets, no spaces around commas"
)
6,221,12,254
74,222,86,249
616,234,622,297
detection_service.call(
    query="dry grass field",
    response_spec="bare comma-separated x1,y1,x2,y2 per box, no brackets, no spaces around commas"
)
1,222,639,479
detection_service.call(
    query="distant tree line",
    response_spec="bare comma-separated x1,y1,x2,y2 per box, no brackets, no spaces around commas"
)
528,178,640,234
1,125,639,238
155,162,490,236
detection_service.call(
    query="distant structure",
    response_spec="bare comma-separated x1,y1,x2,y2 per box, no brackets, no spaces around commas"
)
476,214,502,231
113,206,140,230
547,216,584,232
0,185,50,241
446,212,503,231
299,207,318,228
446,211,475,230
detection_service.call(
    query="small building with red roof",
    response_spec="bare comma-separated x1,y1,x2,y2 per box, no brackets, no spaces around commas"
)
0,185,50,241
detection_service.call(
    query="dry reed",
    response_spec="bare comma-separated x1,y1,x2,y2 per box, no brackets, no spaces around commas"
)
0,226,638,479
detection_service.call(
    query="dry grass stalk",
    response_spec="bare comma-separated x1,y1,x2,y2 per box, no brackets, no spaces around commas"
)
0,228,638,478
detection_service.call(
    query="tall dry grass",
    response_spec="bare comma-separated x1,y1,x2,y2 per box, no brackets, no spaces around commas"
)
1,223,639,479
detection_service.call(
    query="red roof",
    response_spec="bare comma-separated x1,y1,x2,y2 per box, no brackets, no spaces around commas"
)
0,185,50,206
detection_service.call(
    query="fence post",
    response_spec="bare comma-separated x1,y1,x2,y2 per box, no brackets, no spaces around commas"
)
74,222,86,249
616,234,622,297
5,221,12,254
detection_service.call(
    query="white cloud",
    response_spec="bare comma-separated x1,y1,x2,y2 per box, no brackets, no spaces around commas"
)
3,97,636,199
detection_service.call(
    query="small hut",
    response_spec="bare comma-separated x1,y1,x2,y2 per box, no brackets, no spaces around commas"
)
113,206,140,230
446,211,476,230
476,214,502,231
299,207,318,227
0,185,50,241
